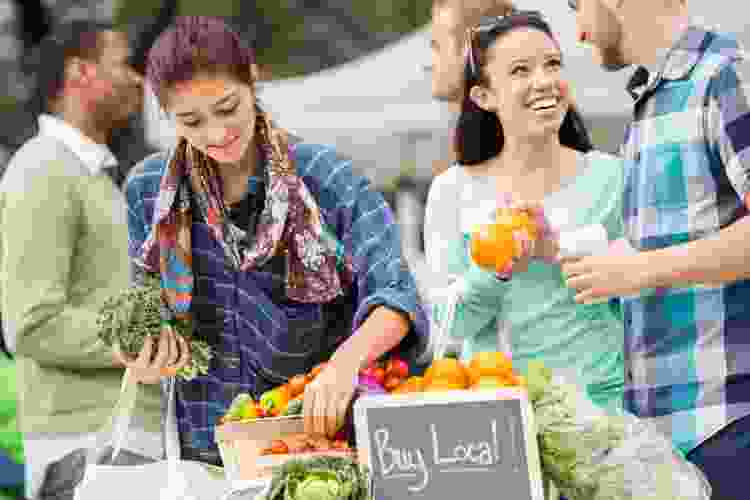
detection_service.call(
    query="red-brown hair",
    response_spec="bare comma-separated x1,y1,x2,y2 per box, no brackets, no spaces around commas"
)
145,16,255,103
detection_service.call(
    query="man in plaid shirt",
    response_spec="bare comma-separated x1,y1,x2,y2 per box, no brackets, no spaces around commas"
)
562,0,750,497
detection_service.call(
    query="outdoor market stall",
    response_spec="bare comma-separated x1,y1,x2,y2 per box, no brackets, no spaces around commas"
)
82,214,714,500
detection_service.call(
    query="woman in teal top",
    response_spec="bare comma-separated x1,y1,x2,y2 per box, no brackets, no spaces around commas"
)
424,12,624,412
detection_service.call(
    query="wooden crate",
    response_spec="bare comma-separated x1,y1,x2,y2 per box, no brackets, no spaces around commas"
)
215,416,356,481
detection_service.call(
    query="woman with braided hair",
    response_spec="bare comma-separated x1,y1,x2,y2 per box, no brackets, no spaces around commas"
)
119,16,430,466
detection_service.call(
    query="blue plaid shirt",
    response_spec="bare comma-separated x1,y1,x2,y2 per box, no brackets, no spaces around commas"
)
621,25,750,455
126,143,431,465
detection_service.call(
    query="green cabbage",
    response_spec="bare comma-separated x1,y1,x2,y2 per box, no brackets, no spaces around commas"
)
524,361,710,500
263,456,371,500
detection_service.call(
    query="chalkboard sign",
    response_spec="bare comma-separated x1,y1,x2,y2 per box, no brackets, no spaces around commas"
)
354,388,544,500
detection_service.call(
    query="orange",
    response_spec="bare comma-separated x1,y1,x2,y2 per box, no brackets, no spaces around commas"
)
506,374,525,387
496,209,538,239
424,380,466,392
470,376,507,390
470,226,498,270
423,358,470,389
468,352,514,381
396,376,424,393
470,223,515,272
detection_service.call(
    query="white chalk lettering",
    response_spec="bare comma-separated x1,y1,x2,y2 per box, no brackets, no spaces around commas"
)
373,428,429,492
431,420,499,468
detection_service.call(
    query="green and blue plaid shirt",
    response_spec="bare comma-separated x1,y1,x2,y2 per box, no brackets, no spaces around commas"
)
621,24,750,455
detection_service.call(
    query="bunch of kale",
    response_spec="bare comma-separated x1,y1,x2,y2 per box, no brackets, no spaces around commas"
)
96,272,212,381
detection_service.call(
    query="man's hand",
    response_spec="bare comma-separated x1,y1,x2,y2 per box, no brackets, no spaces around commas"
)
561,253,649,303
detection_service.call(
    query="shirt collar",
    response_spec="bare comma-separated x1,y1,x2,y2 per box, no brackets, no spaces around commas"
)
37,114,118,175
627,19,706,98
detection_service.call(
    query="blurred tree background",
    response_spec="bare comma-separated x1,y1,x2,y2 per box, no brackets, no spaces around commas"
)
113,0,433,79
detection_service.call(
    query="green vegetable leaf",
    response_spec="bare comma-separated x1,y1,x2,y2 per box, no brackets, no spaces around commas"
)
263,456,371,500
96,272,213,381
283,399,304,416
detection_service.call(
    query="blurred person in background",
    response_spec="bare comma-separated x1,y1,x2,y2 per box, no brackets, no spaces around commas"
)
9,0,177,189
430,0,514,176
107,0,179,187
0,21,175,500
564,0,750,497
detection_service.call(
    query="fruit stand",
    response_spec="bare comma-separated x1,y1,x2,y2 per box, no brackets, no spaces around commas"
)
215,352,529,500
94,209,711,500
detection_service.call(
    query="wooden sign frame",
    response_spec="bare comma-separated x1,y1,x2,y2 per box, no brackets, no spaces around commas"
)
353,388,545,500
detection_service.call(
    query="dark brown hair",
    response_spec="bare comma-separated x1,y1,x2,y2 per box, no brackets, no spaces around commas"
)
25,20,114,115
455,12,592,165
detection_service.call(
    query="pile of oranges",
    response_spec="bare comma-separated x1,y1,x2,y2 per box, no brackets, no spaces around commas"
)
389,352,524,394
470,209,538,273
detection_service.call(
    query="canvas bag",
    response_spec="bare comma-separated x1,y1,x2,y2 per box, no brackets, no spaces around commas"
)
73,371,230,500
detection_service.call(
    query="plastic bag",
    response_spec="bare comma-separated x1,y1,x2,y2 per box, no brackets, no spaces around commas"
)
525,362,711,500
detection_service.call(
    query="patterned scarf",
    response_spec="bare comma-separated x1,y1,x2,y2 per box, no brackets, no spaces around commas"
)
138,111,343,320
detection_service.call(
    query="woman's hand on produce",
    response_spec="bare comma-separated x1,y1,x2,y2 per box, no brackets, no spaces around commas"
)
303,356,359,438
113,326,190,384
508,201,559,266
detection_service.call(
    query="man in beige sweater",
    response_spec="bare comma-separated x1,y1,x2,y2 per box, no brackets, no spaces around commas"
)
429,0,514,176
0,21,179,500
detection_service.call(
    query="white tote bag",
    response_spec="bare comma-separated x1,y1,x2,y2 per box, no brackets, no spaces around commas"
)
73,370,231,500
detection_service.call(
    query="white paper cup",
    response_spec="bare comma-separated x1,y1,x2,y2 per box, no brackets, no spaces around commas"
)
558,224,609,258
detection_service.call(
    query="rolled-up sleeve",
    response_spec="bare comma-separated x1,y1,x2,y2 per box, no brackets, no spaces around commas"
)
303,147,431,369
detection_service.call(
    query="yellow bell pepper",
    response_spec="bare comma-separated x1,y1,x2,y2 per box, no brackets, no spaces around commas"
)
259,385,291,417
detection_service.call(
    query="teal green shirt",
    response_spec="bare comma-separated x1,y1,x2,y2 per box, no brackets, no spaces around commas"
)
424,151,625,413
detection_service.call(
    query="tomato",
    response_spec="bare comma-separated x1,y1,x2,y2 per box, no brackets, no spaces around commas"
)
334,429,348,441
288,375,307,398
386,359,409,379
373,367,386,385
332,440,349,450
270,440,289,454
384,375,402,392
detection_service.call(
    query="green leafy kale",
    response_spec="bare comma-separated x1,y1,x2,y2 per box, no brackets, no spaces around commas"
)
95,272,212,381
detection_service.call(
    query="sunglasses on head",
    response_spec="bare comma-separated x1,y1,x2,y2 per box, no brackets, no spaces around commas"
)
465,10,546,80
